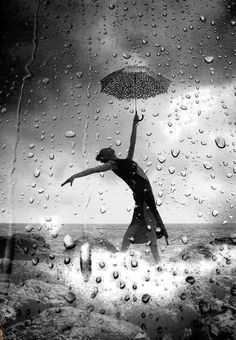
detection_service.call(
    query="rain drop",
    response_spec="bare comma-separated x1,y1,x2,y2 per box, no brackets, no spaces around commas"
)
131,260,138,268
65,131,76,138
215,137,226,149
123,53,131,59
200,16,206,22
171,148,180,158
115,140,121,146
181,236,188,244
25,225,34,232
204,56,214,64
142,294,151,303
186,276,195,285
43,78,50,84
34,169,41,178
76,72,83,78
157,156,166,163
168,166,175,174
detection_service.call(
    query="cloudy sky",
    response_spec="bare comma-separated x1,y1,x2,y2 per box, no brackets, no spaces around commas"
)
0,0,236,225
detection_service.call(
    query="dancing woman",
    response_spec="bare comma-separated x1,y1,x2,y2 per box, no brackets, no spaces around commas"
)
62,112,168,262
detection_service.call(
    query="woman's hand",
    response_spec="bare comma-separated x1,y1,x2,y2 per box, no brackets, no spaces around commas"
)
61,175,75,187
134,111,144,124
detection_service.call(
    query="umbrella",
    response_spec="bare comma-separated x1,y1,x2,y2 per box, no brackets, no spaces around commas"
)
101,65,171,119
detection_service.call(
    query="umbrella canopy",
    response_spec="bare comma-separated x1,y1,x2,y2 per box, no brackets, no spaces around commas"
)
101,65,171,100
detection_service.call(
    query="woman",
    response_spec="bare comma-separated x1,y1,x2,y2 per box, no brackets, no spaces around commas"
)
62,112,169,262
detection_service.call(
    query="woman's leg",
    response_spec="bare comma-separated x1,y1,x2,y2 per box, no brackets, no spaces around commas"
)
121,205,143,252
145,191,169,244
143,201,161,263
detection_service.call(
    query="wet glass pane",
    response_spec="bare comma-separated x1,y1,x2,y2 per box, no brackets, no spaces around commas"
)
0,0,235,339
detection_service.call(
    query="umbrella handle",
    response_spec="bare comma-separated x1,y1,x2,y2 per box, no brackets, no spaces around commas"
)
138,114,144,122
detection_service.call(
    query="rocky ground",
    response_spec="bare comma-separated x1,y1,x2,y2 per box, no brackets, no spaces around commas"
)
0,231,236,340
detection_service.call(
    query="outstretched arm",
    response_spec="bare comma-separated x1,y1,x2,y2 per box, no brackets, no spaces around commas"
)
61,161,114,187
127,111,143,160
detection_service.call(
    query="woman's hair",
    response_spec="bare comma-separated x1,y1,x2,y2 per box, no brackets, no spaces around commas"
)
96,147,115,161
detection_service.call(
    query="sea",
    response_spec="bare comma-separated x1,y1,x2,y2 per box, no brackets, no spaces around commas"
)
1,222,235,261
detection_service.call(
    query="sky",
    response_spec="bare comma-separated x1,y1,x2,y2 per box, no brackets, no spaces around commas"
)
0,0,236,225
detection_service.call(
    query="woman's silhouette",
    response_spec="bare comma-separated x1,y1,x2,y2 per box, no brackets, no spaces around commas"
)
62,112,168,262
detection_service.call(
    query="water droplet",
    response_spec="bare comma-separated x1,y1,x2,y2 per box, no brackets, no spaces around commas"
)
49,153,54,160
113,271,119,279
43,78,50,84
142,294,151,303
100,207,106,214
215,137,226,149
168,166,175,174
115,140,121,146
186,276,195,285
180,105,187,110
203,162,212,170
99,261,105,269
124,294,130,301
204,56,214,64
64,234,76,249
200,16,206,22
28,152,34,158
64,257,71,264
171,148,180,158
32,258,39,265
230,20,236,26
131,260,138,268
181,236,188,244
25,225,34,232
109,4,115,10
120,281,126,289
129,236,135,244
65,131,76,138
157,156,166,163
96,277,102,286
34,169,40,178
51,231,58,238
76,72,83,78
212,210,219,217
64,291,76,303
123,53,131,59
45,216,52,222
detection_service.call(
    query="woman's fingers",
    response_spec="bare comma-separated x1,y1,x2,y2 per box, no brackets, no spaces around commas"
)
61,178,72,187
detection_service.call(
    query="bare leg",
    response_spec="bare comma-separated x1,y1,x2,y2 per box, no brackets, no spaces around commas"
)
121,222,140,252
145,194,169,245
149,239,161,263
143,201,161,263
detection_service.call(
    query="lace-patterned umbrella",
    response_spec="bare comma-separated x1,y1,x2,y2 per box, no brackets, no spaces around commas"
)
101,65,171,119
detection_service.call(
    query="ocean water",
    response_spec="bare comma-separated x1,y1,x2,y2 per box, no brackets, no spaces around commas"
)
1,222,235,261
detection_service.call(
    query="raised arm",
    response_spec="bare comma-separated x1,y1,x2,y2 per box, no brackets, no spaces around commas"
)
127,111,143,160
61,162,114,187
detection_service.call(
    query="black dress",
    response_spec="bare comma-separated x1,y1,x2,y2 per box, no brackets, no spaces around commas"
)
112,158,166,245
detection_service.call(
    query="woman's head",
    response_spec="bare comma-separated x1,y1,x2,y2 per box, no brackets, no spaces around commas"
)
96,148,116,163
